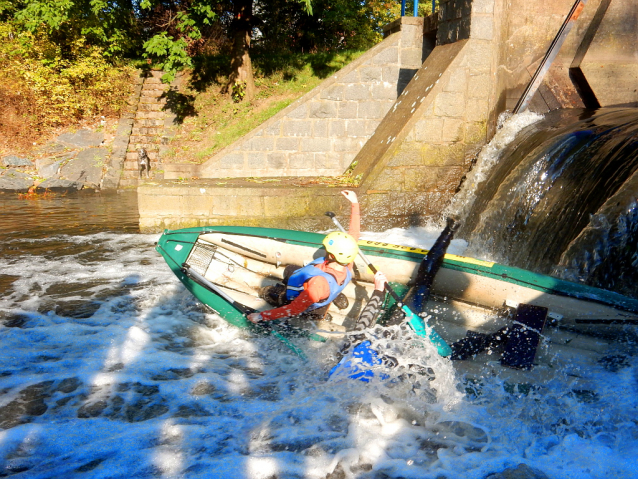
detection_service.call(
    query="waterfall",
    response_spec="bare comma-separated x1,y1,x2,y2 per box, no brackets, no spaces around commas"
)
451,107,638,298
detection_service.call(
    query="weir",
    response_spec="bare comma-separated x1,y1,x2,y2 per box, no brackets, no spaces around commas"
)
456,108,638,297
137,0,638,233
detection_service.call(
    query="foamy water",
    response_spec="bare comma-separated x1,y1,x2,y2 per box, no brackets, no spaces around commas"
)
1,224,636,479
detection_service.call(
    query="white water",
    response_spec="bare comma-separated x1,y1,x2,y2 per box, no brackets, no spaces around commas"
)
1,227,637,479
444,111,544,222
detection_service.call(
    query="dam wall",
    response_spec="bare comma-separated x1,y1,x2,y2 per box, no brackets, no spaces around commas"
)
138,0,638,232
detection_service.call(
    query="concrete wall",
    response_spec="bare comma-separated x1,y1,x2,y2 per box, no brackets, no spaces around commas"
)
497,0,638,111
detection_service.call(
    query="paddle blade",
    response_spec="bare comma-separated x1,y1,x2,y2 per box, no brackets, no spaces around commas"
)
402,305,452,357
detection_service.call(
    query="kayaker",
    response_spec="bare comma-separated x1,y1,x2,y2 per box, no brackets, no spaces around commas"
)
247,190,360,324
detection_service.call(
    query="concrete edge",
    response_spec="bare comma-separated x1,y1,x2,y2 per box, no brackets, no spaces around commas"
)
352,40,470,190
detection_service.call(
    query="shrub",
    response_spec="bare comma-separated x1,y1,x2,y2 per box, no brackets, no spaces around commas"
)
0,22,135,135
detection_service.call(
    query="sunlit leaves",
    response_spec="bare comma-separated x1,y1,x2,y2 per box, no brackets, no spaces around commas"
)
143,32,192,83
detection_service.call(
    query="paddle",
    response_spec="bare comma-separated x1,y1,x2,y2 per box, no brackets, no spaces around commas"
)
325,212,452,357
181,264,308,360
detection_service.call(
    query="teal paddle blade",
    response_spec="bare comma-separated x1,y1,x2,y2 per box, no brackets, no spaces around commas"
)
402,305,452,357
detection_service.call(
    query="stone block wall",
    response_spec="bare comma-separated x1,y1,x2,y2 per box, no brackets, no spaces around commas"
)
138,180,354,232
437,0,472,44
346,0,505,230
184,20,426,180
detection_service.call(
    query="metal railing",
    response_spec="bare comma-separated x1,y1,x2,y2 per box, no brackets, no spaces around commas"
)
401,0,437,17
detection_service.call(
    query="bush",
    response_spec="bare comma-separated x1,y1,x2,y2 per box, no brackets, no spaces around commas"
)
0,22,135,133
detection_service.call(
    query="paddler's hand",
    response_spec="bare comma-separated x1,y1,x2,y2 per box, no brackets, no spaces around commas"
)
247,313,263,323
373,271,388,292
341,190,358,204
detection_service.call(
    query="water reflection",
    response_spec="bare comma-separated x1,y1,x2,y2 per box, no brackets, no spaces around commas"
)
0,190,140,243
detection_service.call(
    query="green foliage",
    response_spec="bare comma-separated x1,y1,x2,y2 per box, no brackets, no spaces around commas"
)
231,81,247,103
0,22,135,129
11,0,139,57
254,0,399,53
140,0,217,83
143,33,192,83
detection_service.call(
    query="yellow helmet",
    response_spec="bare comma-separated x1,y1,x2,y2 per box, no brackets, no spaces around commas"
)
323,231,358,264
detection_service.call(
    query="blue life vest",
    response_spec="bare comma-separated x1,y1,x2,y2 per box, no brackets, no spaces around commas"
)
285,257,352,311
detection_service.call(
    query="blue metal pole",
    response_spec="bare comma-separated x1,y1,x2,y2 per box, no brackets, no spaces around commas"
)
413,0,418,16
401,0,406,16
433,0,436,13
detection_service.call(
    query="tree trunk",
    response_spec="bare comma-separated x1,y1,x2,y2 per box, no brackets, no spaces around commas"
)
224,0,255,102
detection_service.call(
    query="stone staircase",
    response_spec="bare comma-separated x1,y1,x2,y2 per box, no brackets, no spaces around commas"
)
119,71,174,187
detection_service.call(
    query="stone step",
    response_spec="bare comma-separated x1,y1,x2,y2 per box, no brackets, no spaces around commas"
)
140,89,166,98
126,149,159,160
132,127,163,136
134,119,165,127
135,111,165,120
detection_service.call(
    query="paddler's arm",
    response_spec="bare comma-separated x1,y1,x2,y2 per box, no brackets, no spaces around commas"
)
341,190,360,240
353,271,387,332
248,276,331,323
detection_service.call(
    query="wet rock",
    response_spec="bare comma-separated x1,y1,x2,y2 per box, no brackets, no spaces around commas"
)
56,396,73,407
2,313,29,328
77,400,108,418
35,178,83,193
0,381,54,429
485,464,549,479
150,368,195,381
0,176,32,193
36,159,63,179
107,363,125,372
57,129,104,148
55,299,102,319
56,377,81,394
133,383,160,396
191,382,216,395
174,403,211,418
125,402,169,422
59,148,106,187
325,464,347,479
2,155,32,167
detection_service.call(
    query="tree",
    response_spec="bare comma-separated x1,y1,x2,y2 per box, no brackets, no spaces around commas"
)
7,0,139,57
141,0,312,99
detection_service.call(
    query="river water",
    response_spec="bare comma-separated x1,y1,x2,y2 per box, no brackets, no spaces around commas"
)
1,164,637,476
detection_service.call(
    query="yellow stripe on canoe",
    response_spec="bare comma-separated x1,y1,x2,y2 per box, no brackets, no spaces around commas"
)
358,239,495,268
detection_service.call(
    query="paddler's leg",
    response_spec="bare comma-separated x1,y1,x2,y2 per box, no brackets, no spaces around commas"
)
259,264,301,307
405,216,459,313
386,217,459,325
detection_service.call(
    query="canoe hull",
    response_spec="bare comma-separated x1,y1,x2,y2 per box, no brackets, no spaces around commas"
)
157,226,638,329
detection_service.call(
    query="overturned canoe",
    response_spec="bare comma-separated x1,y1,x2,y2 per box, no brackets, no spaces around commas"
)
156,225,638,336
